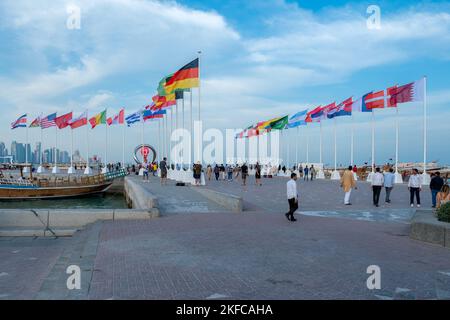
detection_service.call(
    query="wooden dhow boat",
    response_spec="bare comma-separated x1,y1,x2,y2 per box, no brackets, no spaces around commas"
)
0,165,127,200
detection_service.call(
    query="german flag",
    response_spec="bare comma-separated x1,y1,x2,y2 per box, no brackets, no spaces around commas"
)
164,58,199,93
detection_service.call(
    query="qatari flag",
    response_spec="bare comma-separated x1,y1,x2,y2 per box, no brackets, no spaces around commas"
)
389,78,425,105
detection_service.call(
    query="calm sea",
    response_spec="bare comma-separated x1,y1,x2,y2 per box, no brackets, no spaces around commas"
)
0,193,128,209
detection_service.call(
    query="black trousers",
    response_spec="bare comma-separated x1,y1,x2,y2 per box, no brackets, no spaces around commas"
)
372,186,382,205
410,188,421,205
287,198,298,219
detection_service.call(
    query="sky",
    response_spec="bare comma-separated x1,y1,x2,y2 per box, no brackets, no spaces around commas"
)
0,0,449,166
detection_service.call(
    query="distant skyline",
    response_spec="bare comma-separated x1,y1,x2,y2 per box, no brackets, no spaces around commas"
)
1,0,449,165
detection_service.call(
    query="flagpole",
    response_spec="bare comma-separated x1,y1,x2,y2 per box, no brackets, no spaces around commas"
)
394,106,402,183
287,129,290,170
296,126,299,170
331,117,340,180
52,125,59,174
351,111,354,166
138,112,144,176
317,121,325,179
306,127,309,164
421,76,431,185
367,110,375,182
190,89,193,167
84,111,92,175
122,113,125,169
170,107,173,166
197,51,202,165
102,109,108,174
38,116,44,173
176,99,179,169
182,94,185,169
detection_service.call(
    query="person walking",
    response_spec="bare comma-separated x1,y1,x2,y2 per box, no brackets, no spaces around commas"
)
206,164,212,181
371,167,384,207
310,165,316,181
384,168,395,203
340,166,356,205
227,164,233,181
255,162,262,186
214,165,220,181
220,164,226,181
285,172,299,222
437,184,450,209
159,157,168,185
142,161,149,182
430,172,444,208
193,161,202,186
304,165,309,181
241,163,248,186
408,168,422,208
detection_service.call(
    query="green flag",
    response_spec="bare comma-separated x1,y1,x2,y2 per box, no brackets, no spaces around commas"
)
268,115,288,130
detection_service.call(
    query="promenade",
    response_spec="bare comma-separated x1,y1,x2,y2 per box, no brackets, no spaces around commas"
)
1,175,449,300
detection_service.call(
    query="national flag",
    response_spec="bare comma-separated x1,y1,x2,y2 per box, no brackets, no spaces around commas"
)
386,86,398,108
351,93,372,113
286,109,308,128
327,98,353,119
268,115,289,130
164,58,199,94
55,112,73,129
70,111,88,129
107,109,125,126
41,113,57,129
388,78,425,105
247,126,259,138
306,106,324,123
29,116,41,128
89,110,107,129
125,111,142,127
143,109,166,121
364,90,386,110
11,114,27,129
152,94,176,110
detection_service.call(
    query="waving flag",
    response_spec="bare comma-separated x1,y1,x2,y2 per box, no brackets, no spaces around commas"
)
286,109,308,128
11,114,27,129
41,113,57,129
364,90,386,110
268,115,289,130
352,93,372,113
327,98,352,119
107,109,125,126
388,78,425,105
126,111,142,127
89,110,107,129
306,106,324,123
143,109,166,121
55,112,73,129
164,58,199,94
29,116,41,128
70,111,88,129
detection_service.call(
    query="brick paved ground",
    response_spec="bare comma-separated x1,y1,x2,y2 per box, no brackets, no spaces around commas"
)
202,175,432,223
88,213,450,300
1,177,449,300
0,237,69,299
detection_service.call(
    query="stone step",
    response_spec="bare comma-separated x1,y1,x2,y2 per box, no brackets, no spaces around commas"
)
0,227,78,237
34,221,103,299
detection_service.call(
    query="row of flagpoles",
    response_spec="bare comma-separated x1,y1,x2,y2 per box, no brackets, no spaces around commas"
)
235,77,429,184
10,55,202,175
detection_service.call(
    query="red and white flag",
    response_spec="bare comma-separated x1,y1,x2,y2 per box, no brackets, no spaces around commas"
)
70,111,88,129
107,109,125,126
55,112,73,129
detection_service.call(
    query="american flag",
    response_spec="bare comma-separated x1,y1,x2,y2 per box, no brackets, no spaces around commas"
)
41,113,57,129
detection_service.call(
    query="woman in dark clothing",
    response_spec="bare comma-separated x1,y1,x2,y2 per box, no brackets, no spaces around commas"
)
255,162,262,186
214,165,220,181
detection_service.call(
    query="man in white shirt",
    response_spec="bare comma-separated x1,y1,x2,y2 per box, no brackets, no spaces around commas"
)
408,168,422,208
383,168,395,203
286,173,298,222
371,167,384,207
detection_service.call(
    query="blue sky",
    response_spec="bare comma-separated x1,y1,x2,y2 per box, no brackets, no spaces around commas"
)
0,0,449,166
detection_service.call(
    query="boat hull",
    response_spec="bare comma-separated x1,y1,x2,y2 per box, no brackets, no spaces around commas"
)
0,182,113,200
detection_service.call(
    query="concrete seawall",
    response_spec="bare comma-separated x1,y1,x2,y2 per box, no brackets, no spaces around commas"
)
190,186,243,213
410,210,450,248
124,177,158,210
0,208,159,237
